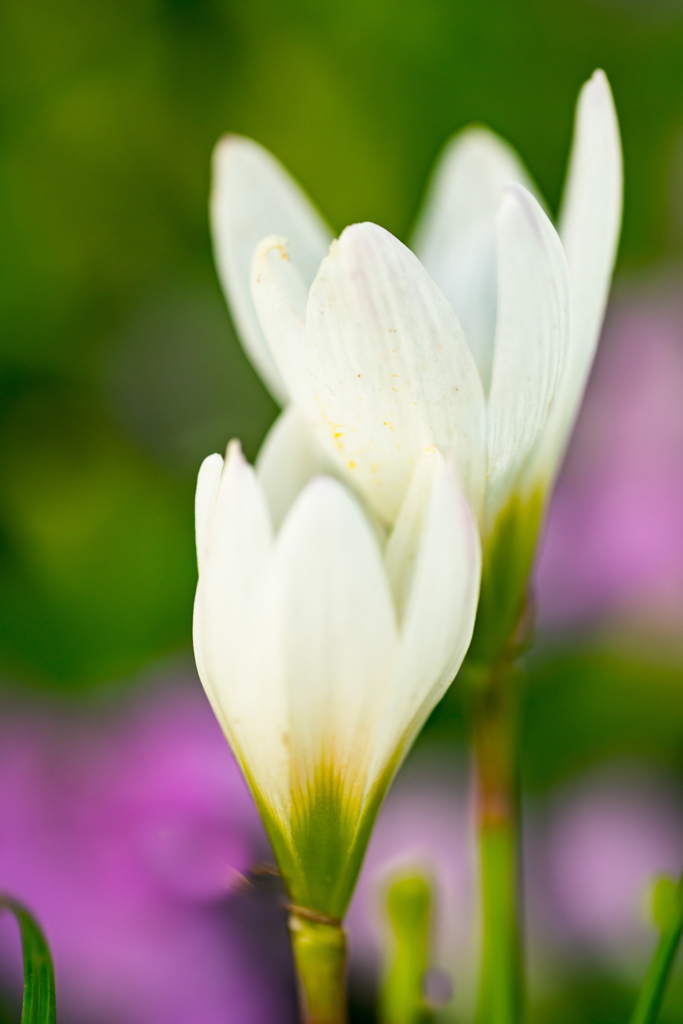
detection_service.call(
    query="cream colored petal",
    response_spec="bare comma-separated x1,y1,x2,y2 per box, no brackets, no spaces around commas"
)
195,452,224,575
278,222,485,527
250,236,310,412
251,237,360,517
211,137,332,404
485,184,570,529
412,127,538,392
264,475,398,798
369,455,481,787
383,445,443,622
193,441,289,813
548,69,622,470
256,406,337,531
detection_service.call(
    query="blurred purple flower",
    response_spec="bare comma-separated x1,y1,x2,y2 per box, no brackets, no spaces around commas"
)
531,764,683,974
0,678,297,1024
535,289,683,633
0,672,680,1019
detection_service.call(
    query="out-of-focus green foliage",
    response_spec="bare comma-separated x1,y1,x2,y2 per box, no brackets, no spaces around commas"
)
2,0,683,689
423,646,683,791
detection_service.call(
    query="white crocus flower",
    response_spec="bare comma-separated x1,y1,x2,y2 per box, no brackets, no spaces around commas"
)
193,441,480,918
211,69,622,663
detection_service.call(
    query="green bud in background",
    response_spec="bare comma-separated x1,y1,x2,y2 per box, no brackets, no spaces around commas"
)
380,870,435,1024
650,875,682,933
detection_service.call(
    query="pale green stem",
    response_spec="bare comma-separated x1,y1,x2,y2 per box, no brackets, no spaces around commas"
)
289,909,347,1024
471,657,524,1024
630,874,683,1024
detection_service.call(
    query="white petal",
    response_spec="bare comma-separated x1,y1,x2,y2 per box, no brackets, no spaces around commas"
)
383,445,442,622
250,234,309,381
211,136,333,404
193,441,289,812
193,450,226,699
485,184,571,527
277,222,486,527
370,456,481,785
412,127,538,392
195,452,224,575
251,238,372,522
256,405,336,531
550,69,622,467
265,476,398,797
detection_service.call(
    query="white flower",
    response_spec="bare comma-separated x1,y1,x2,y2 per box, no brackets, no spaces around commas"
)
210,69,622,661
193,441,480,917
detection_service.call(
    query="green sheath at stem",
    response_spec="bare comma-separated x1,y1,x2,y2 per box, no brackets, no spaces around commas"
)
470,656,524,1024
630,875,683,1024
289,909,347,1024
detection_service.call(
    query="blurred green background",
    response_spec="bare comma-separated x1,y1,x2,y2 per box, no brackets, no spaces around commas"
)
2,0,683,691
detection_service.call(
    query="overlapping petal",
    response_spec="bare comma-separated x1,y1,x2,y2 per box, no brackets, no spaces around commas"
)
383,446,443,621
412,127,537,391
193,439,481,913
196,68,623,922
255,406,336,530
371,453,481,785
211,137,332,404
261,222,486,526
195,452,224,575
215,69,621,545
547,69,623,471
193,443,287,813
485,184,571,527
264,477,398,798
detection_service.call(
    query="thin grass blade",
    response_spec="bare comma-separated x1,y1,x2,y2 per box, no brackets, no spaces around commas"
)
0,895,56,1024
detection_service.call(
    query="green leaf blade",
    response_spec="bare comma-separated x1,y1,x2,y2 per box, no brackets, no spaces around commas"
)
0,895,56,1024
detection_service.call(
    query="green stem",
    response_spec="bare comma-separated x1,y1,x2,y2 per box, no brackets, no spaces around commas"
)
289,909,347,1024
471,657,524,1024
630,876,683,1024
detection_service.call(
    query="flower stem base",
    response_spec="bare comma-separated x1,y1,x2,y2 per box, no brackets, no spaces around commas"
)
289,909,347,1024
470,656,524,1024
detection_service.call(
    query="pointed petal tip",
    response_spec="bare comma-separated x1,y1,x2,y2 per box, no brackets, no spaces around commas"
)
211,134,258,186
500,178,540,204
427,124,532,190
315,222,404,286
337,220,394,248
199,451,224,476
499,179,529,210
329,222,412,277
499,181,566,262
196,453,225,516
498,181,548,235
588,67,609,91
446,124,511,155
298,472,348,507
195,453,226,570
282,473,371,542
212,133,257,163
579,68,617,115
225,437,246,466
